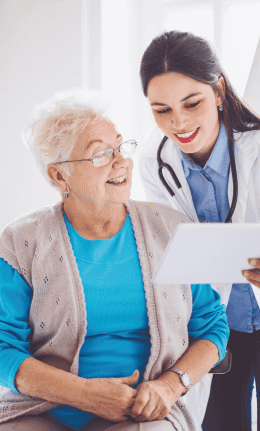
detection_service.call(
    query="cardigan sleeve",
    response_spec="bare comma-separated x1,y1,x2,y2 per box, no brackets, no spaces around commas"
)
0,257,33,392
189,284,229,364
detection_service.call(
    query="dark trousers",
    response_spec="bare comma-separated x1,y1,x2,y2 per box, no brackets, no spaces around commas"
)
202,329,260,431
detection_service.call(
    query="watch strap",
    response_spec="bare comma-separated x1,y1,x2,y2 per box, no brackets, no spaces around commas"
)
169,368,192,396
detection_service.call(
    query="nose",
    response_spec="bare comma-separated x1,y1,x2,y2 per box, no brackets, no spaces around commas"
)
112,150,131,168
170,110,188,131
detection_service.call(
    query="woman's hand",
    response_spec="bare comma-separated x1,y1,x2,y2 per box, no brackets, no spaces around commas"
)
130,379,179,422
81,370,139,422
242,259,260,288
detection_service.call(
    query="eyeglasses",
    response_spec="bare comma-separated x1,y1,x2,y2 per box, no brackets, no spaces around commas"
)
55,139,137,168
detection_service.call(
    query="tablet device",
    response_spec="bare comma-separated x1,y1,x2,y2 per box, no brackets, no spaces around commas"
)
151,223,260,285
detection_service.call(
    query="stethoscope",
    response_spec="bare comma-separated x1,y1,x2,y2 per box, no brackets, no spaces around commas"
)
157,135,238,223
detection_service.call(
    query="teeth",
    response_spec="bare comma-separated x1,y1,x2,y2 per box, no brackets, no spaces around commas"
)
107,175,126,184
176,128,198,138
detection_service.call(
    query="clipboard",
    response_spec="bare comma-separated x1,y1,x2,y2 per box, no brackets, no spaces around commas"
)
151,223,260,302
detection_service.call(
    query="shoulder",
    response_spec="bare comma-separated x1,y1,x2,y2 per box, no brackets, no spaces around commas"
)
0,202,63,258
234,129,260,148
0,202,63,283
1,202,62,237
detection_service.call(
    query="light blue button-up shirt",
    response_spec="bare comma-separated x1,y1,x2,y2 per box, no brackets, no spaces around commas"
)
180,123,260,332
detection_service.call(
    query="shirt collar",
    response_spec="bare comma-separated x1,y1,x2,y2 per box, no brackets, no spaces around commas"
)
180,123,230,177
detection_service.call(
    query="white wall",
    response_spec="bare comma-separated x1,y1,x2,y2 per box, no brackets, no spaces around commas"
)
0,0,82,232
244,37,260,115
1,0,260,233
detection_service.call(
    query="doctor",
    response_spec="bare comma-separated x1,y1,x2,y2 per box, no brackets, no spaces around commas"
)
139,31,260,431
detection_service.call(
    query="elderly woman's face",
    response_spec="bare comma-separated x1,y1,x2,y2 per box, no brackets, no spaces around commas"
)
65,118,133,208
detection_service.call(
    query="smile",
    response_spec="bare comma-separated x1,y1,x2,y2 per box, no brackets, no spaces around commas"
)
175,127,199,143
107,175,127,185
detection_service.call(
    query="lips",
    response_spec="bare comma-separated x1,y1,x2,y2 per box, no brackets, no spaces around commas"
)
107,174,127,185
175,127,199,144
108,179,127,185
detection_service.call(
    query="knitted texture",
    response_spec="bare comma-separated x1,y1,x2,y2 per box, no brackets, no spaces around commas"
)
0,200,194,430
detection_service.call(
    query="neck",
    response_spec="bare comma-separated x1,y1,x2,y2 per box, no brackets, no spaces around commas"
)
63,197,127,240
189,145,215,168
189,123,221,168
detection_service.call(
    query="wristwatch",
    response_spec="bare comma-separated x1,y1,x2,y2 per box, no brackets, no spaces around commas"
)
169,368,192,396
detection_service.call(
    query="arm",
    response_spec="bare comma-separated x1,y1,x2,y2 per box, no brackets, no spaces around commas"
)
0,258,138,422
130,339,218,422
15,358,138,422
0,258,33,390
131,284,229,422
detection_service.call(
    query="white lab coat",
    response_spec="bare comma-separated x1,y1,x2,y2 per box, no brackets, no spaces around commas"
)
139,126,260,430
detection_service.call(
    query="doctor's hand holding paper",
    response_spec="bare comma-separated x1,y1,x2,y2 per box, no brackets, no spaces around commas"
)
243,259,260,288
139,30,260,431
243,258,260,296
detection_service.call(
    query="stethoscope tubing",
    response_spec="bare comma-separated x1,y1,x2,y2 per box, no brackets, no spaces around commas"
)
157,135,238,223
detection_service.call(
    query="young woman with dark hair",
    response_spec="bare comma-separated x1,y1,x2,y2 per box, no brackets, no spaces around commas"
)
139,30,260,431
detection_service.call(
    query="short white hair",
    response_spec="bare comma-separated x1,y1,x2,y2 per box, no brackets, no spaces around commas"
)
23,87,111,189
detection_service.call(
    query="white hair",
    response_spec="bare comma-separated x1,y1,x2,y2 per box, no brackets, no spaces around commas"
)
22,87,111,189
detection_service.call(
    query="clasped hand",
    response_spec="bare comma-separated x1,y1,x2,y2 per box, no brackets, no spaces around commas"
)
242,258,260,288
83,369,178,423
130,378,178,422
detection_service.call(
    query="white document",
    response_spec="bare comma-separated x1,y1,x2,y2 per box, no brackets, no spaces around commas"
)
151,223,260,305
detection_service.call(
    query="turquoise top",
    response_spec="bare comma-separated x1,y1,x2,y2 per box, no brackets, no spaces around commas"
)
0,212,229,430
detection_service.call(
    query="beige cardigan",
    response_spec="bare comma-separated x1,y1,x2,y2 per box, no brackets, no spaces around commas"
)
0,200,195,430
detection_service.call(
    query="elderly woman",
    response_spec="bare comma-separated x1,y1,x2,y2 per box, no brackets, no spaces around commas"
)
0,88,229,431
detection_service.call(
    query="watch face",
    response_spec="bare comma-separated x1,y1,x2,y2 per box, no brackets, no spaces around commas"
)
181,373,191,388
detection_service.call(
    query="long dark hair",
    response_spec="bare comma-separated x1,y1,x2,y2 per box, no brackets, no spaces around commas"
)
140,31,260,222
140,31,260,134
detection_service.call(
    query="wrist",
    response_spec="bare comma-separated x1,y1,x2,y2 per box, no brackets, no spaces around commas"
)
157,371,185,400
77,377,96,411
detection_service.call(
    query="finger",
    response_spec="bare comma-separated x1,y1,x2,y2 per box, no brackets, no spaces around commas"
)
242,270,260,288
131,388,150,418
125,396,138,414
120,370,139,387
249,259,260,269
144,405,163,422
149,406,169,422
136,395,157,421
119,416,129,422
246,278,260,289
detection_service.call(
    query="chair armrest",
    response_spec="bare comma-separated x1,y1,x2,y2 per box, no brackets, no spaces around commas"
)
208,347,232,374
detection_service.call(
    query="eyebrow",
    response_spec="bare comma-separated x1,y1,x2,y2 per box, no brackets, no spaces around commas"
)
86,134,122,149
150,92,203,106
181,92,202,102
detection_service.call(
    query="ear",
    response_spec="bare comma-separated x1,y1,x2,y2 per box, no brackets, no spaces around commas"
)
46,164,67,193
216,75,225,106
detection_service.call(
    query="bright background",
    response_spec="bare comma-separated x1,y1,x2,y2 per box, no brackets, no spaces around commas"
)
1,0,260,233
1,0,260,425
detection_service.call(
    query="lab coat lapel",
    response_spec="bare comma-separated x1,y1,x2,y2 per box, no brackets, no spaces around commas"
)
228,132,258,223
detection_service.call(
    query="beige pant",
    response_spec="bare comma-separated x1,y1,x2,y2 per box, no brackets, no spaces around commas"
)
0,415,174,431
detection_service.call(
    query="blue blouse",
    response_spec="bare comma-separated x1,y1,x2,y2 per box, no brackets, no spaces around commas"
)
0,212,229,430
180,123,260,333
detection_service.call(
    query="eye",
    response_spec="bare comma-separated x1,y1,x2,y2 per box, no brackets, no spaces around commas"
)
155,108,171,115
185,101,200,109
92,149,106,159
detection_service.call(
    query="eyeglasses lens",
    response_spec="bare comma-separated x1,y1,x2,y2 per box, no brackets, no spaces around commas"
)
92,141,136,167
93,151,113,167
120,141,136,158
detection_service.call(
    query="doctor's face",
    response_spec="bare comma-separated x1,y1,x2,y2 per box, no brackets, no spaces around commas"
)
147,72,224,166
